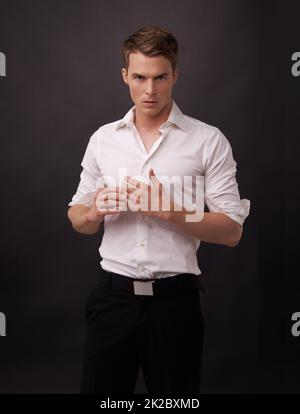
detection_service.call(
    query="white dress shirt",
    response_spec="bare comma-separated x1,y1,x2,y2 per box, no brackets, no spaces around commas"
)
68,100,250,279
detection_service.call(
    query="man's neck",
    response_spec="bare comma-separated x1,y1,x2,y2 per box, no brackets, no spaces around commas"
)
134,100,173,132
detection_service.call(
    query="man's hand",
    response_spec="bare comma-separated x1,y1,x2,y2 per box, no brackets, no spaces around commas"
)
85,186,127,223
123,169,173,220
68,186,128,236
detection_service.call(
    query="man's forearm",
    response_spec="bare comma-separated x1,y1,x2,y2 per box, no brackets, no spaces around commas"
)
163,209,243,247
68,205,104,235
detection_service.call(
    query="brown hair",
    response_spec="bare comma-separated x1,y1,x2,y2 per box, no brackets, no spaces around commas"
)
122,26,178,73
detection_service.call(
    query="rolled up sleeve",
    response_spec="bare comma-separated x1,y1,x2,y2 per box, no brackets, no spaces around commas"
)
204,129,250,226
68,132,104,208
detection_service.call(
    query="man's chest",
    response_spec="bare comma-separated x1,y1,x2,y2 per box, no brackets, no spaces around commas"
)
140,131,161,154
97,129,205,187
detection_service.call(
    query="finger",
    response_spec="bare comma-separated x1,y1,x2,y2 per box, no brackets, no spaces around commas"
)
97,206,126,215
97,200,126,207
126,196,140,212
97,200,127,211
93,187,105,202
149,168,160,185
97,195,127,206
100,186,125,193
98,190,127,201
100,192,127,201
125,186,139,195
124,182,149,197
123,176,141,189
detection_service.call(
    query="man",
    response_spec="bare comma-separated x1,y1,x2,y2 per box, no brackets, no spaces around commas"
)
67,26,250,394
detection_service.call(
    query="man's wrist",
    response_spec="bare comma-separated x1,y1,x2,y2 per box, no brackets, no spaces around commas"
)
154,201,181,222
164,202,190,223
84,207,93,224
154,210,172,221
85,210,105,225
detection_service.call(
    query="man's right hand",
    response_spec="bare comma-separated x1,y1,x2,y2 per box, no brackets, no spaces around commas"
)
85,186,127,223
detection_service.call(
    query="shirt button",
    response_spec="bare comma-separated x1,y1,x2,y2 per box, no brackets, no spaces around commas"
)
140,242,144,247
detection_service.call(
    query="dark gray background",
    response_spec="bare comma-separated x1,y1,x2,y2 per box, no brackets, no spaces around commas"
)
0,0,299,393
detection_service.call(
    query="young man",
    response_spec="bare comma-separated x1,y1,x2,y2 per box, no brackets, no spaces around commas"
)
67,26,250,394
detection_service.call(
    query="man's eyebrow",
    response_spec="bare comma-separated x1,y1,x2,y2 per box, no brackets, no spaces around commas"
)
131,72,169,78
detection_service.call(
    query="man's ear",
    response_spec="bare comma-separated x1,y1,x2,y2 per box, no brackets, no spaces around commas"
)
173,68,179,85
121,68,128,85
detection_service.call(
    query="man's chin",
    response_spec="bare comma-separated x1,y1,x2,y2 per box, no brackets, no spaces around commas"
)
138,106,159,115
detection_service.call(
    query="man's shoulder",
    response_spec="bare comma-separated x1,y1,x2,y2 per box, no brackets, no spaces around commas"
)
88,118,123,143
183,113,222,138
184,113,218,131
93,119,121,134
181,112,232,152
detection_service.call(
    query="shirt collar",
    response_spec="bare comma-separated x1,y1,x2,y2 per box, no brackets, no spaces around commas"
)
114,99,187,133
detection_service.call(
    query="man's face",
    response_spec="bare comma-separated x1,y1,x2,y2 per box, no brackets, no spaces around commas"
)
121,51,178,119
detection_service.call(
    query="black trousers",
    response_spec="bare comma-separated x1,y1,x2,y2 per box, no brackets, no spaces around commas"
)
80,271,205,394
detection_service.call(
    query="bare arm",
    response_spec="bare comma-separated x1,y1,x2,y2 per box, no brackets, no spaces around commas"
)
165,210,243,247
124,172,243,247
67,204,104,235
67,187,127,235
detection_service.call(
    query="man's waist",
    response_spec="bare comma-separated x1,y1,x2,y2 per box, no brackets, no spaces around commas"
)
98,270,205,296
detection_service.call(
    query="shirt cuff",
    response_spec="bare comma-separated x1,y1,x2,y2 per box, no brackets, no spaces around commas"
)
68,190,97,208
206,198,251,226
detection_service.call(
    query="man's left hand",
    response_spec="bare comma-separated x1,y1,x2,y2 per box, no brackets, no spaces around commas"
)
123,169,173,220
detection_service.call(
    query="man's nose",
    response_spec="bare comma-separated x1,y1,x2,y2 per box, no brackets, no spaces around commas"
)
145,80,156,95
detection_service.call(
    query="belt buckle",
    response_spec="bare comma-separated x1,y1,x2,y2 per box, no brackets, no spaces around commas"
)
133,280,154,296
